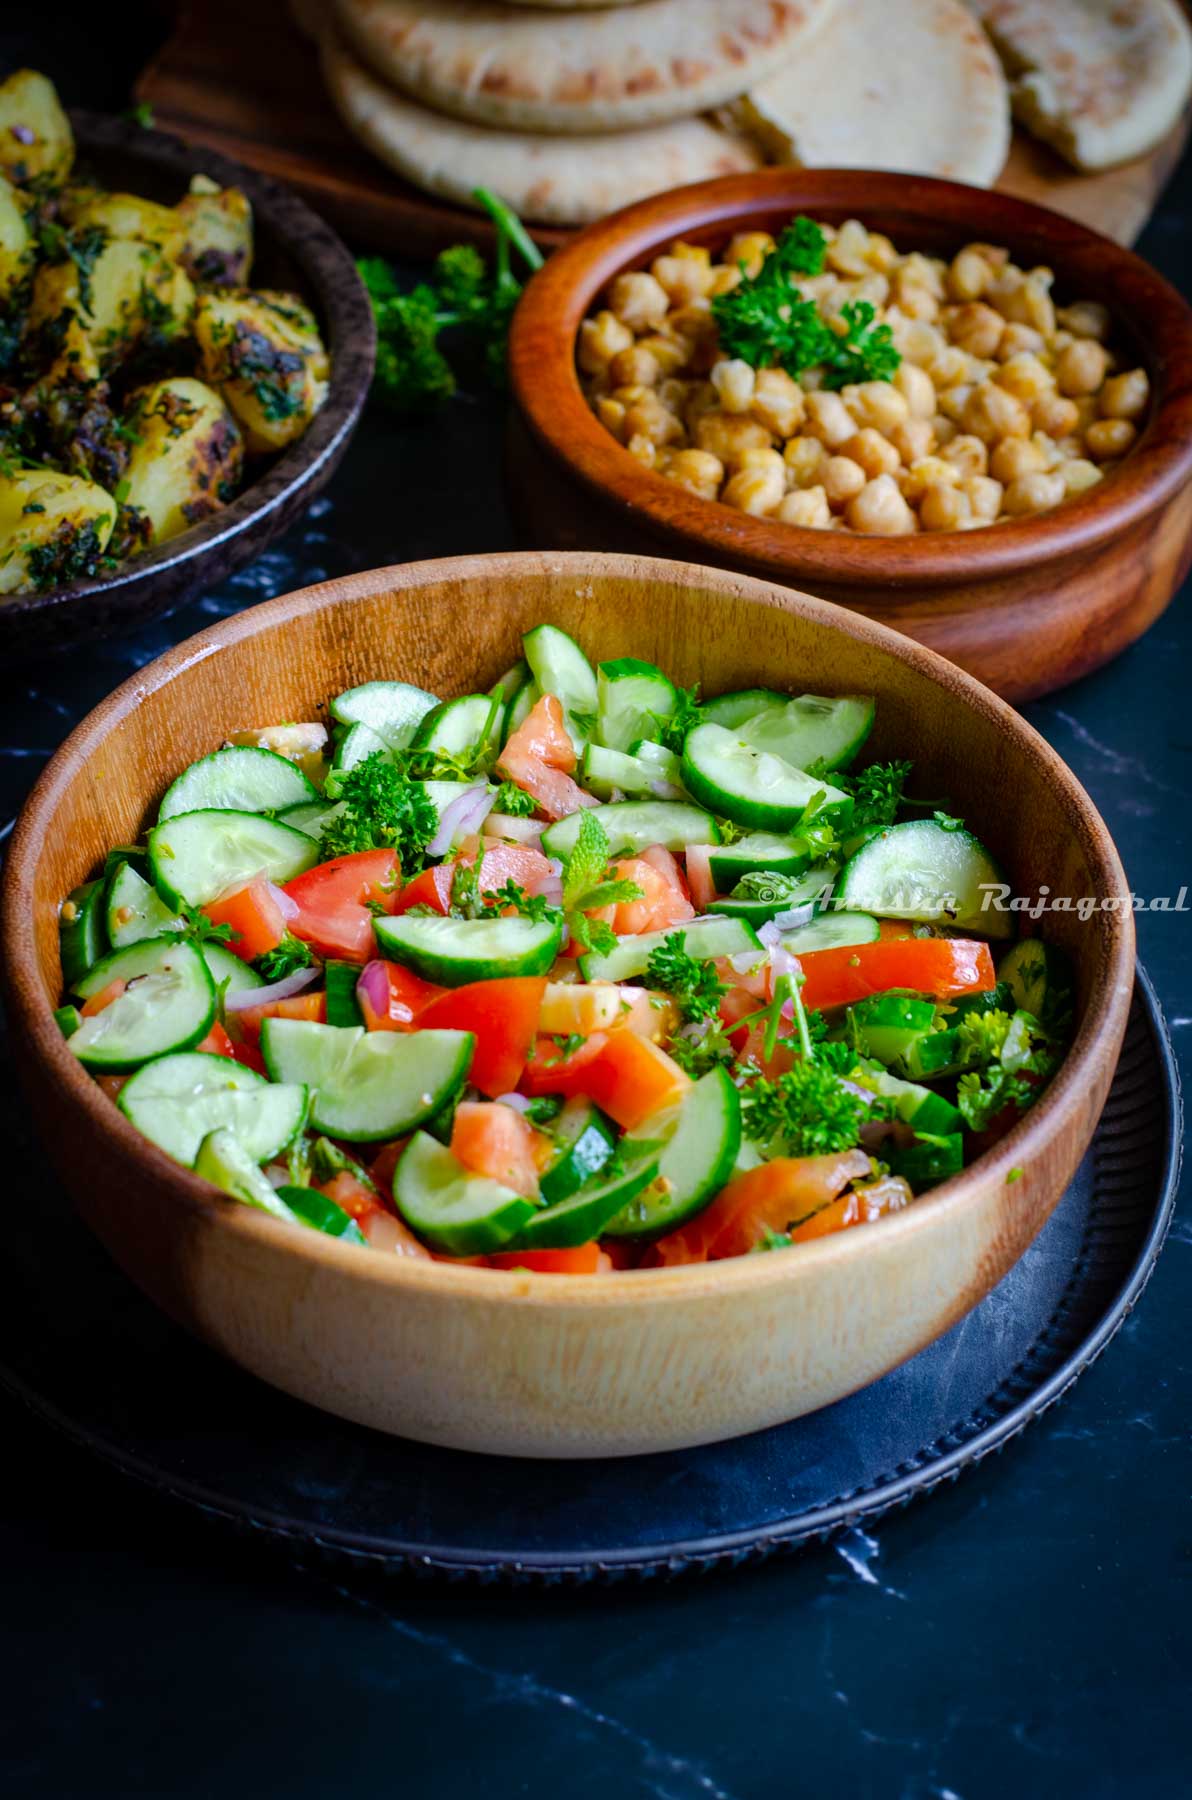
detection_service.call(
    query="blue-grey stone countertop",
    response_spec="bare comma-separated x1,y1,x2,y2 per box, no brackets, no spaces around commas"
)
1,14,1189,1799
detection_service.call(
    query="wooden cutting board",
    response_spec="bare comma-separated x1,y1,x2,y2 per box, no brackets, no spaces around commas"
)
137,0,1190,256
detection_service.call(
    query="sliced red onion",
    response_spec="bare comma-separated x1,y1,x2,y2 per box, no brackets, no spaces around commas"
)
757,920,782,950
266,880,299,922
225,965,319,1010
544,856,563,877
356,959,390,1019
486,813,544,846
684,844,717,914
728,947,764,974
772,902,816,931
493,1092,532,1114
427,784,495,858
537,876,564,906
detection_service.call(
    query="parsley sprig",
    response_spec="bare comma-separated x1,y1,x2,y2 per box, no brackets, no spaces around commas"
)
320,751,438,867
643,931,727,1024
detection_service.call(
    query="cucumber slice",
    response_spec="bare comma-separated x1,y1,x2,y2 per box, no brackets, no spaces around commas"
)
201,941,266,999
582,743,651,800
105,860,181,948
324,959,363,1028
329,679,438,750
148,809,317,909
59,878,109,987
737,694,875,772
999,938,1073,1032
629,739,684,790
887,1133,965,1191
281,798,345,839
540,800,719,861
374,913,562,985
275,1185,367,1244
606,1067,741,1239
394,1131,538,1255
327,720,389,790
539,1097,616,1206
513,1140,662,1250
682,723,850,830
118,1051,309,1166
259,1019,474,1142
578,914,760,983
491,657,530,708
55,1005,82,1038
413,693,502,766
699,688,787,730
708,833,811,893
716,862,837,928
859,1066,963,1137
850,994,937,1066
523,624,597,750
780,911,880,954
835,820,1012,938
194,1128,300,1223
504,678,539,739
158,746,318,822
595,657,677,753
70,937,215,1070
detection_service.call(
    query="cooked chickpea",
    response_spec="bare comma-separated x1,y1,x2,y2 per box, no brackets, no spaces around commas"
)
1099,369,1149,421
989,436,1047,484
844,427,900,478
940,434,988,479
963,381,1031,443
751,368,804,437
919,482,972,531
608,345,660,389
722,461,785,516
663,448,724,500
847,473,915,534
1056,338,1110,397
694,410,772,466
1085,417,1137,460
584,216,1141,534
1003,471,1066,515
821,455,868,507
784,435,826,486
945,303,1005,360
710,358,755,414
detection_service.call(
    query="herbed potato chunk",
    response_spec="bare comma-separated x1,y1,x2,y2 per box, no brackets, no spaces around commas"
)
0,468,117,595
0,69,74,187
194,288,328,453
0,173,33,306
26,234,195,383
117,376,243,547
176,176,253,286
61,189,187,260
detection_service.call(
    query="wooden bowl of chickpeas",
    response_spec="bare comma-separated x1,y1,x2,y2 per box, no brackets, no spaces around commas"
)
0,86,374,661
508,169,1192,701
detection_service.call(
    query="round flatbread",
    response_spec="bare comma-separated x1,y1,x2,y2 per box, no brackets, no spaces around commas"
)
321,29,763,224
971,0,1192,172
333,0,837,135
740,0,1010,186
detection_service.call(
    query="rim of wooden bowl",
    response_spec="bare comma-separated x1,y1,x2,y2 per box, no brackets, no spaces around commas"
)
0,551,1135,1307
0,108,376,638
509,169,1192,595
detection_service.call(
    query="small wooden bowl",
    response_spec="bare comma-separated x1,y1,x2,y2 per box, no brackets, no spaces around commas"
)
0,552,1135,1458
508,170,1192,702
0,110,375,662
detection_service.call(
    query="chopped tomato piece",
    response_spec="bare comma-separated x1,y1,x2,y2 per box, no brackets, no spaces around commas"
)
790,1173,912,1242
590,856,694,936
319,1170,378,1221
390,862,454,916
794,937,996,1012
232,990,326,1044
497,694,600,821
80,978,125,1017
227,1037,268,1076
618,985,680,1042
458,836,558,897
451,1101,540,1196
647,1150,872,1265
202,876,286,962
368,1138,410,1193
284,849,400,962
684,843,717,913
539,980,625,1036
580,1031,691,1131
196,1020,236,1057
640,844,693,905
487,1244,603,1274
320,1170,429,1256
419,976,546,1097
521,1030,610,1097
358,960,444,1031
877,918,915,941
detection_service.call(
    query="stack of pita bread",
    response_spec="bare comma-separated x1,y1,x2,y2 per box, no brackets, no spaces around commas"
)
312,0,1192,227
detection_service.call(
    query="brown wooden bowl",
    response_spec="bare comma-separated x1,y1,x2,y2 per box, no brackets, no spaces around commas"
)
0,109,375,662
508,170,1192,702
0,552,1135,1458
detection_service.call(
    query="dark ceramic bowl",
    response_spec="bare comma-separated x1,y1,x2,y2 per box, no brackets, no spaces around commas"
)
1,109,375,661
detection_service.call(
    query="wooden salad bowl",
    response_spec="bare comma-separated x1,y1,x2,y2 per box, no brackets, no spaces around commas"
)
508,170,1192,702
0,552,1135,1458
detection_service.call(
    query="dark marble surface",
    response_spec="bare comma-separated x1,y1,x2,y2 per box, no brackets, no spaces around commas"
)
2,18,1190,1800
